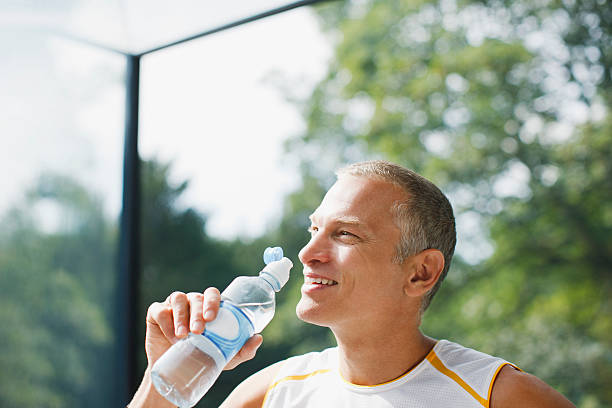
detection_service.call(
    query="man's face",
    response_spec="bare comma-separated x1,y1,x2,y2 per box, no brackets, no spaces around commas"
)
296,175,412,330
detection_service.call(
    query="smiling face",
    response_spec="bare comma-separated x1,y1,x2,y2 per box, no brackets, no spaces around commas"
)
296,174,414,330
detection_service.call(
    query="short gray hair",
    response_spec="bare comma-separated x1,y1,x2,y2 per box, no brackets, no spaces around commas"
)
336,160,456,311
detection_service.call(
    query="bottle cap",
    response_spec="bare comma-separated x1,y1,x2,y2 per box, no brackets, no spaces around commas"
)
261,247,292,291
263,246,283,264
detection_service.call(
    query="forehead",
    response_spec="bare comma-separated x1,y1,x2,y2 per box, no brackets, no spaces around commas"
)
311,175,407,227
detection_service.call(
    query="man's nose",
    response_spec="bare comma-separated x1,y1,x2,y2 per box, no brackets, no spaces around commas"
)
299,233,330,265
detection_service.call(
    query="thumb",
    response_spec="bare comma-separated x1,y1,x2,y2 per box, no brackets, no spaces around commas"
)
224,334,263,370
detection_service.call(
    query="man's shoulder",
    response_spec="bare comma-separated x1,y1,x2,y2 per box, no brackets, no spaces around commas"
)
425,339,512,404
490,365,576,408
432,339,512,378
433,340,575,408
435,339,504,360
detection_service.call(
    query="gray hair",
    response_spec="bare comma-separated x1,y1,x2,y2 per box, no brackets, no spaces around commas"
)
336,160,456,311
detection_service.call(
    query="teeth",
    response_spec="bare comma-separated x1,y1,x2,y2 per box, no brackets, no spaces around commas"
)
305,276,337,285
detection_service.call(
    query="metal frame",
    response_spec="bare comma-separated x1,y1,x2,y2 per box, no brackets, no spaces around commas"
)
114,0,336,404
117,54,141,403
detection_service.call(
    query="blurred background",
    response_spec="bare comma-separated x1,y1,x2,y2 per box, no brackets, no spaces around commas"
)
1,0,610,407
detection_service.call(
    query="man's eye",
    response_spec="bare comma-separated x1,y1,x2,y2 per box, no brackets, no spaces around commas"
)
308,226,318,234
338,230,356,238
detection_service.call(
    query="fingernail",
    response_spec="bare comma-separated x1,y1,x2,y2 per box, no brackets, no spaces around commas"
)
204,310,215,321
176,325,187,336
191,321,205,332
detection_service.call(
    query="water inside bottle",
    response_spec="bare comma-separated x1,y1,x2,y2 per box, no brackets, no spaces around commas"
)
151,339,220,408
234,300,274,332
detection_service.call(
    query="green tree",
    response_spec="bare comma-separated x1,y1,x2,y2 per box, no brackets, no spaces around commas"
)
0,175,115,407
274,0,611,406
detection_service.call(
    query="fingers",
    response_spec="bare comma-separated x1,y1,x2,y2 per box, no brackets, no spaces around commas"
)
203,287,221,322
169,291,189,338
187,292,205,334
225,334,263,370
146,288,262,372
147,288,222,342
146,301,179,344
239,334,263,361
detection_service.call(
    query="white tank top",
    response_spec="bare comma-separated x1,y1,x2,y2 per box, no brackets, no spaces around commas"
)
262,340,517,408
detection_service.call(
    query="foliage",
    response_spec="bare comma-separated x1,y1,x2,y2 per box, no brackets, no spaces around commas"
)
272,0,612,406
0,175,115,407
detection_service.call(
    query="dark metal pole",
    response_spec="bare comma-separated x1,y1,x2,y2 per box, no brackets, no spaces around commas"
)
117,53,141,406
111,2,339,404
139,0,337,56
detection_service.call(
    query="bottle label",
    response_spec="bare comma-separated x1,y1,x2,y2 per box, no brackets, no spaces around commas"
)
203,301,254,360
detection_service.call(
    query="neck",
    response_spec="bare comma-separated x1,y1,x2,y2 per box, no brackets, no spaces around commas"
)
331,316,435,386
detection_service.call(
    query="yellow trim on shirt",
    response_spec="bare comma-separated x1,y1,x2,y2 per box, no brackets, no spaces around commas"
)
426,351,487,407
486,363,507,408
270,368,332,387
261,346,517,408
485,363,522,408
261,368,331,407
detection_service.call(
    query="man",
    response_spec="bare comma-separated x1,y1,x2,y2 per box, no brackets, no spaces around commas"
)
130,160,575,407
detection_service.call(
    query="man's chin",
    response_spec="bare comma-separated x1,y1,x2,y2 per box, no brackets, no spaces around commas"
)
295,299,332,327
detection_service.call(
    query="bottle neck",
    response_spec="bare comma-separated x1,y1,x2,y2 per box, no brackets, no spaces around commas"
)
260,272,281,292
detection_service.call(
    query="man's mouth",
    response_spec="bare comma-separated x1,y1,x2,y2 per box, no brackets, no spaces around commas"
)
304,276,338,286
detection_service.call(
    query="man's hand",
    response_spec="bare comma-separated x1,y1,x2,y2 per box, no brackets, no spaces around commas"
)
129,288,263,408
145,287,263,369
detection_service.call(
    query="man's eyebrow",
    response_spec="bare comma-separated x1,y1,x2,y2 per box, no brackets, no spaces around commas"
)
334,216,362,225
308,214,363,226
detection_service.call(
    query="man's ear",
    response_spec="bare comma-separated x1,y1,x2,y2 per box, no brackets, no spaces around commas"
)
403,249,445,297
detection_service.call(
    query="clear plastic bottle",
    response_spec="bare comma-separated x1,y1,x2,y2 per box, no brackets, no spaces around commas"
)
150,247,292,408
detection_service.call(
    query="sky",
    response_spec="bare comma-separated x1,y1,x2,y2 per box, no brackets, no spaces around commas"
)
0,6,332,240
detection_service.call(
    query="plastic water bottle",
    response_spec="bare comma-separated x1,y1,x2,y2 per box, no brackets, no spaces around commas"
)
150,247,292,408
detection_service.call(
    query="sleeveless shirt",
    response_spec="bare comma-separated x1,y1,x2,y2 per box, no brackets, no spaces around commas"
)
262,340,517,408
